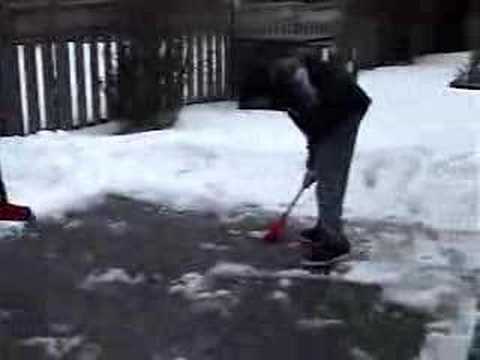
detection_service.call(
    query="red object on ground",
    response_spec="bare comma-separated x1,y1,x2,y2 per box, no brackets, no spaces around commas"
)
0,202,33,221
263,216,287,243
262,185,306,243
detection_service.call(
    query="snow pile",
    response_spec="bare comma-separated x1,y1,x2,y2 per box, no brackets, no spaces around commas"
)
168,272,239,316
207,262,260,278
349,52,479,231
79,268,145,290
296,318,344,330
21,336,84,359
269,289,290,303
168,272,210,300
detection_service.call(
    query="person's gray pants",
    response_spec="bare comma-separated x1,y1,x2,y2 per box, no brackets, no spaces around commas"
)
312,111,364,235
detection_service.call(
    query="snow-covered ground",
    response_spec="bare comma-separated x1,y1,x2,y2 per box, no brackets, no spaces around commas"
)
1,52,479,358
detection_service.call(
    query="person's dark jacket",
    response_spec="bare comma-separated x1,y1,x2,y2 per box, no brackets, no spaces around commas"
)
238,55,371,169
286,57,371,169
289,57,370,140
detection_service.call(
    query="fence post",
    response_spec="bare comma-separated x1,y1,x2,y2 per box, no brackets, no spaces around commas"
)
24,43,40,134
227,0,236,98
214,32,222,98
103,37,113,119
191,34,200,100
207,32,215,99
0,43,24,135
89,39,100,123
56,42,72,130
1,0,23,135
42,42,58,130
188,33,197,100
163,35,171,110
75,41,88,126
199,33,208,99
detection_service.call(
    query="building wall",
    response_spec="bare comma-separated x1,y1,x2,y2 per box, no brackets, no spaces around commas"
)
467,0,480,50
342,0,472,67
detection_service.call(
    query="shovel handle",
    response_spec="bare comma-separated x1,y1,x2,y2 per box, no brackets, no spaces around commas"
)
283,185,306,219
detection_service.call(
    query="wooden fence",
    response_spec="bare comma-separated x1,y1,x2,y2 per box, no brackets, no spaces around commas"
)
182,32,230,104
0,0,232,135
0,32,231,135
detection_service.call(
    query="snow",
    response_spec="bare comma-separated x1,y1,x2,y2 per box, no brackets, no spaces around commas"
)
419,300,478,360
269,289,290,302
21,335,84,359
296,318,345,330
207,262,260,278
168,272,239,317
199,242,231,251
79,268,145,290
349,52,479,231
350,347,375,360
168,272,209,299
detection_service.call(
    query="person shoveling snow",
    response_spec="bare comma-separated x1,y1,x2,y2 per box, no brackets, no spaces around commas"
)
239,53,371,266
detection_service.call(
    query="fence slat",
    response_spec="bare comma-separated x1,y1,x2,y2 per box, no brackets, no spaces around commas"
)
207,32,215,99
97,40,107,119
202,33,209,99
162,37,170,109
56,42,73,130
24,44,40,134
197,34,204,99
224,34,232,97
213,33,221,98
89,40,100,122
42,42,57,130
75,41,87,127
167,36,177,109
191,34,198,100
103,37,113,118
113,39,129,117
181,35,189,101
187,34,196,101
0,44,24,135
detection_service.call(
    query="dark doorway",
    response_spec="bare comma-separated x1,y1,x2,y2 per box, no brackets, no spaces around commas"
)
434,0,469,52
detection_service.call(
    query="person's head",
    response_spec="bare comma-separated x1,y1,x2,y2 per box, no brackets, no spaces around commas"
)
270,56,317,110
269,56,303,89
238,55,316,111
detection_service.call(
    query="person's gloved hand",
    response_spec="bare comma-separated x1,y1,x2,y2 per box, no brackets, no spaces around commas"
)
302,170,317,189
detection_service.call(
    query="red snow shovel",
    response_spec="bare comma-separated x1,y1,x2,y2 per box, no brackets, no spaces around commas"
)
263,185,307,243
0,202,33,222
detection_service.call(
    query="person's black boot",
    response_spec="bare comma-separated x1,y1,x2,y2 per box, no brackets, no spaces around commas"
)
301,239,351,266
300,226,331,243
300,227,350,266
300,224,348,242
